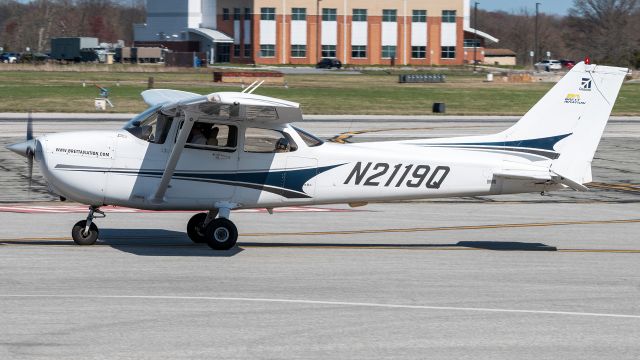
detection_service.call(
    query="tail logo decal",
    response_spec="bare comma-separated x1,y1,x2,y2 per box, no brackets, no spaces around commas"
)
580,78,592,91
565,93,586,105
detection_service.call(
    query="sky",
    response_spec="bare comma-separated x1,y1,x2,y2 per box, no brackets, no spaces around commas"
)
13,0,575,16
480,0,574,15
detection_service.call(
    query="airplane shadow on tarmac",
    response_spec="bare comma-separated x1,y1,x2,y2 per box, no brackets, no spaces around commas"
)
99,229,244,257
1,229,558,255
94,229,557,256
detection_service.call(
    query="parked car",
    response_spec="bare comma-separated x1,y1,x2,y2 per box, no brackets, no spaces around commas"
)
0,52,18,63
316,58,342,69
534,59,562,71
560,59,576,70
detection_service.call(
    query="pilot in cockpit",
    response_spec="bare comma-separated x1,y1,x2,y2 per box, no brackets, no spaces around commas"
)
189,125,208,145
275,137,290,153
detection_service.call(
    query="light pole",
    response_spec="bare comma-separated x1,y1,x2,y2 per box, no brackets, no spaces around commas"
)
535,2,540,64
316,0,322,62
473,1,479,72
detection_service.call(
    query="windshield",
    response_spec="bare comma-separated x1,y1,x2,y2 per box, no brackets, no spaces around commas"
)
292,126,323,147
124,106,173,144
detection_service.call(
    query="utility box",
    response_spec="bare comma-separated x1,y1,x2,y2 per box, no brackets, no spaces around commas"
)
94,98,107,111
51,37,99,61
116,47,163,63
432,103,446,113
136,47,163,63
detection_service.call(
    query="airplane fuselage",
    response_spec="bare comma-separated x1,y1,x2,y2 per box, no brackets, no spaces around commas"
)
35,123,558,211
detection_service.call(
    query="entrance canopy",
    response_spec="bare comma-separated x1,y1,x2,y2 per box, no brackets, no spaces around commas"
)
187,28,234,43
464,27,499,44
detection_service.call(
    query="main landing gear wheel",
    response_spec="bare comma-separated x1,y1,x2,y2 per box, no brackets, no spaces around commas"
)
71,220,99,245
205,218,238,250
187,213,208,243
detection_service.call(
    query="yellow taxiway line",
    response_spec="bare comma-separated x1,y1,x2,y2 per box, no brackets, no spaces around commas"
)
1,218,639,253
240,218,640,237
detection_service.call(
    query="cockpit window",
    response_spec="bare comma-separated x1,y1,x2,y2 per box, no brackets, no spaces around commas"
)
292,126,323,147
124,106,173,144
244,128,298,153
186,121,238,152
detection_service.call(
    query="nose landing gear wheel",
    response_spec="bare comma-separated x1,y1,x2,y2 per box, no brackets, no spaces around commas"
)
187,213,208,243
71,220,99,245
205,218,238,250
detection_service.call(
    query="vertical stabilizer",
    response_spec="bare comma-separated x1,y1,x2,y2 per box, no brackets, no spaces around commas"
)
502,62,627,184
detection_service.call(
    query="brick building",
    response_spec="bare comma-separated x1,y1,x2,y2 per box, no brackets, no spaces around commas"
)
134,0,498,66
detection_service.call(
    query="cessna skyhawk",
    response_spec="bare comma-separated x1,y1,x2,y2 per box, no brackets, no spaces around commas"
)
6,62,628,250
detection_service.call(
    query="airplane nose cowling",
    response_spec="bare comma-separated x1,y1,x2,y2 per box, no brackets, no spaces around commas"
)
6,139,36,158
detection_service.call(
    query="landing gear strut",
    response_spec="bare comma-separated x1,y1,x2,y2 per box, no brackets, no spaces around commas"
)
71,206,105,245
186,207,238,250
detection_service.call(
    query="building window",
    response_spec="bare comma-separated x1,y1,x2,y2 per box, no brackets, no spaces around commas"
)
463,39,481,48
352,45,367,58
292,8,306,21
322,8,337,21
233,8,241,20
322,45,336,58
412,46,426,59
382,45,397,59
244,44,252,57
383,9,397,22
223,8,230,20
260,44,275,57
234,45,241,57
353,9,367,21
244,8,251,20
441,46,456,59
442,10,456,23
291,45,306,58
413,10,426,22
261,7,276,21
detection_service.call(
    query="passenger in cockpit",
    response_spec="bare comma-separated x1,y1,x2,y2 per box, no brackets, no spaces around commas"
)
207,126,219,146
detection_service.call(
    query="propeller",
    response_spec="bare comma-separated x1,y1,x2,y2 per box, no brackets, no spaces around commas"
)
6,111,36,192
26,111,34,191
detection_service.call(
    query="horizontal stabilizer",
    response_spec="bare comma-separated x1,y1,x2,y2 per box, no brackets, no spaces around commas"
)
550,171,590,192
494,168,589,192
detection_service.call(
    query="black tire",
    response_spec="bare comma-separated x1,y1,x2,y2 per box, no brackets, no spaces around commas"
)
187,213,208,244
71,220,99,245
205,218,238,250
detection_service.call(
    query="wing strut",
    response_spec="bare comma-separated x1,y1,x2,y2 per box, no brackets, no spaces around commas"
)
150,111,196,204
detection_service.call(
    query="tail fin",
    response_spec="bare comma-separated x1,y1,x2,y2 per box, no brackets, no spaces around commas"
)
503,62,628,184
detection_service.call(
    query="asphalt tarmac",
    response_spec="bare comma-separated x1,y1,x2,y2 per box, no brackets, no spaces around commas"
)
1,115,639,359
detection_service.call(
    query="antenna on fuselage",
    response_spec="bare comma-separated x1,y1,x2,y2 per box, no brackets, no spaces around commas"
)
246,80,265,94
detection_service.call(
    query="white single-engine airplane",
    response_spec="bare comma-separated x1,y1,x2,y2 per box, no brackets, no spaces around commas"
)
6,62,628,250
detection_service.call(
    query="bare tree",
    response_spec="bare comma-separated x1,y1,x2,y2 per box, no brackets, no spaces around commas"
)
567,0,639,66
0,0,145,52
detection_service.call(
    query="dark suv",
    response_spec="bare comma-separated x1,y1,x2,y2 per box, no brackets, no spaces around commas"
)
316,58,342,69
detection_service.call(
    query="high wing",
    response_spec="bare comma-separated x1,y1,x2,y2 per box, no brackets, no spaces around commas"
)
149,90,303,203
141,89,202,107
157,91,303,125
